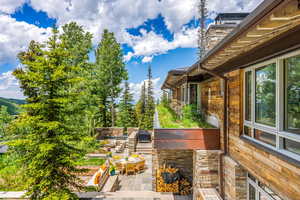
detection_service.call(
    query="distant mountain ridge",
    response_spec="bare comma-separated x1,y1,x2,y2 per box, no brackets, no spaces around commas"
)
0,97,26,115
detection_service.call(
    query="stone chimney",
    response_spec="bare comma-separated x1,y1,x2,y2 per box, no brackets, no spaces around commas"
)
205,13,249,52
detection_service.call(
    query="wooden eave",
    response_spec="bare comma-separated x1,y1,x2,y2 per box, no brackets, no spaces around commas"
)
188,0,300,76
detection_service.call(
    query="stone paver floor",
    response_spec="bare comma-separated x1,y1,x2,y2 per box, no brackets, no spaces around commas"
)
118,154,153,191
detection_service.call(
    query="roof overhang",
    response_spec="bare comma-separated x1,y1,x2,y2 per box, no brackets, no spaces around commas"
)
161,68,188,89
188,0,300,76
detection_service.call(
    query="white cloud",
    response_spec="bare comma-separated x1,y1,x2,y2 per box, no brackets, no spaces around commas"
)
0,14,51,65
129,77,161,102
28,0,200,59
0,0,25,14
124,27,198,60
142,56,153,63
0,0,264,66
0,70,24,99
207,0,264,18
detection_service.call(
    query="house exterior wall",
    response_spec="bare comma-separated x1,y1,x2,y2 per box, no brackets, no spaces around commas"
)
200,78,224,151
201,69,300,200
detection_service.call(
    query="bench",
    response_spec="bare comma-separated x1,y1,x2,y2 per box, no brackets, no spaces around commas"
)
101,175,119,192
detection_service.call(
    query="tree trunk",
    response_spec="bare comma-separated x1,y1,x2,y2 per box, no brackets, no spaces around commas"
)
111,97,115,127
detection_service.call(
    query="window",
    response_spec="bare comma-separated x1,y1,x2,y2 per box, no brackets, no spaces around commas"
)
243,51,300,159
245,71,252,121
254,129,276,147
255,63,276,127
247,173,282,200
249,184,256,200
284,56,300,134
244,126,251,137
283,138,300,155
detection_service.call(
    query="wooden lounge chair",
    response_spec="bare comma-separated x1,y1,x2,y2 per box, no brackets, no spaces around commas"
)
126,163,136,175
135,160,146,173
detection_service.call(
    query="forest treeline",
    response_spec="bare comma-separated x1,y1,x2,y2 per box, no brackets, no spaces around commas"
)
0,22,155,199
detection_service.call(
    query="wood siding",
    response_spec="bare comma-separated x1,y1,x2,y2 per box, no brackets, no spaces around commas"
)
201,70,300,200
200,78,225,151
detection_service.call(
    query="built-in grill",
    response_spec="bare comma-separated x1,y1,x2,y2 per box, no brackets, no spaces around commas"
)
137,130,151,143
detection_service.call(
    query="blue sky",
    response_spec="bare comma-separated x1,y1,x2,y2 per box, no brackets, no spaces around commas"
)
0,0,262,99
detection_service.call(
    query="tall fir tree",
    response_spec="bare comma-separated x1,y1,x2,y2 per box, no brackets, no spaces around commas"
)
136,81,147,128
59,22,93,136
145,65,155,129
94,29,128,127
0,106,13,138
117,81,138,132
9,28,86,199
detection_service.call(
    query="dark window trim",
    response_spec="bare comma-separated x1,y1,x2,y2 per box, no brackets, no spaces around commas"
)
240,135,300,168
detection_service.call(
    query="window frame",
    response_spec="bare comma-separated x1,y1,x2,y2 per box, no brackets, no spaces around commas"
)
247,173,282,200
243,49,300,160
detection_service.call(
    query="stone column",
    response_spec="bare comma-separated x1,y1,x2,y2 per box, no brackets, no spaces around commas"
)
223,156,247,200
193,150,221,200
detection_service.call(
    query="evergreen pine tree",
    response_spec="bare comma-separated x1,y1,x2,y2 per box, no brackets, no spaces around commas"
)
0,106,13,138
59,22,93,136
136,82,147,128
94,29,128,127
10,28,86,199
145,65,155,129
117,81,138,131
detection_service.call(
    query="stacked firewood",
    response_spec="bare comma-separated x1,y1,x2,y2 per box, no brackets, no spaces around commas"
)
179,178,192,195
156,165,191,195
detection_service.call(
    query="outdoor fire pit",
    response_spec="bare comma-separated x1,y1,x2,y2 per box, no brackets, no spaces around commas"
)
137,130,151,143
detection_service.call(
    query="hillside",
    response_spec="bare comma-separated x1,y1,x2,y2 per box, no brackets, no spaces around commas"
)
0,97,26,115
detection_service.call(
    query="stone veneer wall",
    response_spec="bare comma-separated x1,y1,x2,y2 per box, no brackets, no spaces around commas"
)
223,156,247,200
128,131,138,154
193,150,221,200
127,127,139,136
95,127,138,139
95,127,124,139
205,26,235,52
152,149,193,191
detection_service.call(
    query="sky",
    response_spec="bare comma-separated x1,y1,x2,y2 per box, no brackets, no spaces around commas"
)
0,0,263,100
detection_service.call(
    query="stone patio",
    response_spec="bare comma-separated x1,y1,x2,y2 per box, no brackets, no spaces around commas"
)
118,154,153,191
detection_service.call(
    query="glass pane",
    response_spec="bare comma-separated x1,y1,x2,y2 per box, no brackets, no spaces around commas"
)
244,126,251,137
259,193,270,200
259,181,283,200
255,64,276,127
245,71,252,121
190,84,198,104
254,129,276,147
249,184,256,200
285,56,300,134
283,138,300,155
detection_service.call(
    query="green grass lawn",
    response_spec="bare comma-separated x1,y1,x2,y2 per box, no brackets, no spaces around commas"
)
157,104,214,128
76,157,105,166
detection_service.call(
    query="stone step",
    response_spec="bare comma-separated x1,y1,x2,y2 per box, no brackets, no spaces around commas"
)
103,191,174,200
135,149,153,154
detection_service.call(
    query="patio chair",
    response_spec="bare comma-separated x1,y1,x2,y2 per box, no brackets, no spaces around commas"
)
115,162,125,175
126,163,136,175
135,160,146,173
113,155,121,160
